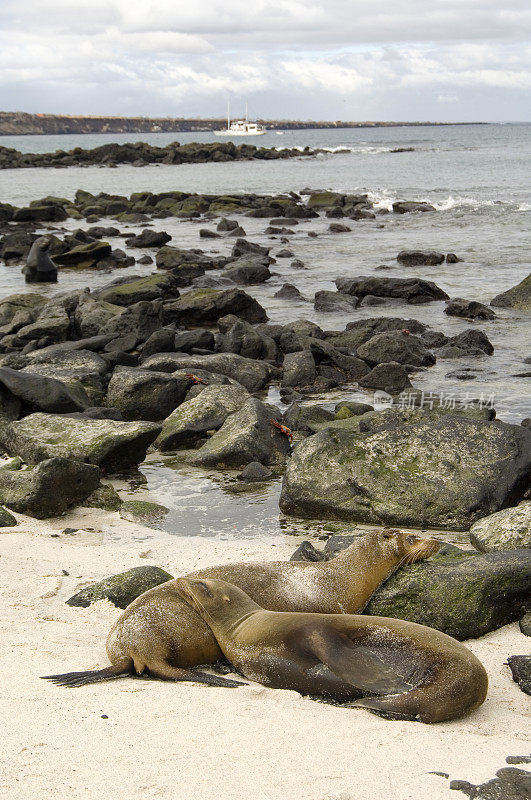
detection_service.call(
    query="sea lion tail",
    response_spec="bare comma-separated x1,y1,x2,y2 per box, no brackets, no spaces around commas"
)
41,660,133,687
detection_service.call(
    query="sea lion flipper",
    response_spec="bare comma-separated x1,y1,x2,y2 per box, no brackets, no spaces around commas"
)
308,631,413,695
147,663,246,688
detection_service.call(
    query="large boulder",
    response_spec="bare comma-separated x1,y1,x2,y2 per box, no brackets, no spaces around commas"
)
396,250,444,266
356,331,435,367
141,352,274,392
2,413,161,472
445,297,497,320
106,368,192,421
0,457,100,518
279,413,531,530
124,229,171,248
335,276,449,304
100,300,164,346
54,240,112,269
223,257,271,285
95,273,180,306
281,351,316,389
230,239,270,259
156,384,250,451
307,191,344,209
469,502,531,552
14,205,68,222
219,318,277,361
185,398,291,468
163,288,267,325
490,273,531,311
283,402,335,434
0,293,47,330
0,231,39,261
0,367,89,415
446,329,494,355
314,291,359,312
357,362,412,393
366,548,531,640
329,317,427,351
13,303,71,344
392,201,436,214
22,350,110,398
74,295,122,337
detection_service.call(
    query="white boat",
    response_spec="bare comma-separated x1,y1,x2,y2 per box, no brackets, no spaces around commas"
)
215,102,266,137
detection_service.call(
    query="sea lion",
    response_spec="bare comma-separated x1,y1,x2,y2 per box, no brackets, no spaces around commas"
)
42,529,439,687
22,237,58,283
177,577,488,723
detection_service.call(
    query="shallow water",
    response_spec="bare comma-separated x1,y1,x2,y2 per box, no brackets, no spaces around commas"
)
127,457,470,547
1,124,529,539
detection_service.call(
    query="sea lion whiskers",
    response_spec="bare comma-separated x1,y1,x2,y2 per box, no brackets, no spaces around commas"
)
398,535,440,566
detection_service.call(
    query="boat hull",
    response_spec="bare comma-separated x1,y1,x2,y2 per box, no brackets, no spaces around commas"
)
214,130,266,136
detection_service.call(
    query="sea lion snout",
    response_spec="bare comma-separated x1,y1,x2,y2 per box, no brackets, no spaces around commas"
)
379,529,440,563
404,535,440,563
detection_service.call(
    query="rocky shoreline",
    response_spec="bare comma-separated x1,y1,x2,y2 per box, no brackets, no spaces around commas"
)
0,140,328,170
0,183,529,655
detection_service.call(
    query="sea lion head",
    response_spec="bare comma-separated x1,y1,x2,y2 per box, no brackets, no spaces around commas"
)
377,528,440,565
35,236,52,251
176,578,260,628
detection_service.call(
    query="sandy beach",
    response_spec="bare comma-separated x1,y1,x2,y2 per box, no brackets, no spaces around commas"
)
1,508,528,800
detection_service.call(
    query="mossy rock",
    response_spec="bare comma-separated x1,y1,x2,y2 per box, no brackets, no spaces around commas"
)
119,500,169,524
0,457,100,519
54,241,112,269
335,406,355,420
208,202,242,215
83,483,122,511
0,506,17,527
2,413,161,472
366,549,531,639
491,273,531,311
66,565,174,609
96,273,179,306
279,414,531,530
307,191,344,209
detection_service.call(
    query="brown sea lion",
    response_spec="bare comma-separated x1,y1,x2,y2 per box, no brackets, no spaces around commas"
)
42,529,439,687
177,577,488,723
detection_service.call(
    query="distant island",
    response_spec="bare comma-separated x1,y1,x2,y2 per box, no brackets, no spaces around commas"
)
0,112,486,136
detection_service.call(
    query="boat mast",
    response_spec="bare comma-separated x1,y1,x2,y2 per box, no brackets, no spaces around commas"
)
227,99,230,130
245,101,248,122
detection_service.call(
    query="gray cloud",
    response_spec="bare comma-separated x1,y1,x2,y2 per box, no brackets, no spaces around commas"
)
0,0,530,120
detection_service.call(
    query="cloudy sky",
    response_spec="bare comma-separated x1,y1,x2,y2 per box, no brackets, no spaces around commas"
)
1,0,530,121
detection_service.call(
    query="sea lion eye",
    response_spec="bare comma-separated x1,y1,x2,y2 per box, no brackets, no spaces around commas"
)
382,529,396,539
196,581,214,599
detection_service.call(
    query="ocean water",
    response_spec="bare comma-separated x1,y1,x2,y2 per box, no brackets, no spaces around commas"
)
1,124,529,538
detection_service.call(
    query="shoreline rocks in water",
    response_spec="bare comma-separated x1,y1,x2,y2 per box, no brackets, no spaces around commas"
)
490,272,531,311
0,141,322,170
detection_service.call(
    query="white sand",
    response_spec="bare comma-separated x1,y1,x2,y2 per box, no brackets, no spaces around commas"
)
0,508,529,800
